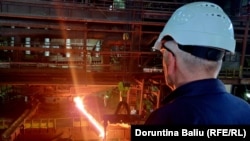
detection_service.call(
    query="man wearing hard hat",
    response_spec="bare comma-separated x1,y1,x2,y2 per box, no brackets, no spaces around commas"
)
145,2,250,125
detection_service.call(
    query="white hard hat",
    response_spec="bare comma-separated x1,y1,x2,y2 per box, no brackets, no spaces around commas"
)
153,2,236,53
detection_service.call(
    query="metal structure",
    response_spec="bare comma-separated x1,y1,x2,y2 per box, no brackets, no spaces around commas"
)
0,0,179,85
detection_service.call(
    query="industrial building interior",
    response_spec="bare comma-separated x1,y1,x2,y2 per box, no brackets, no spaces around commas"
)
0,0,250,141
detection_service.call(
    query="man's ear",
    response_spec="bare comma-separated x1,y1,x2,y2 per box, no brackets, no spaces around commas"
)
166,52,176,75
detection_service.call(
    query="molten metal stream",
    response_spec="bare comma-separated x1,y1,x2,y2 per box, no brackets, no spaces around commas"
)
74,96,105,138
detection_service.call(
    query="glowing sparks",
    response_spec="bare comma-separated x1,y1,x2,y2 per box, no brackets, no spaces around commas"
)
73,96,105,138
111,123,131,128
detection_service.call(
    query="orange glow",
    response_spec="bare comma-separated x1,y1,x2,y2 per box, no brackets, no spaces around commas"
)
73,96,105,138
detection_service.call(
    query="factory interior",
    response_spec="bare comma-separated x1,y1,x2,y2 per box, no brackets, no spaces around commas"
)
0,0,250,141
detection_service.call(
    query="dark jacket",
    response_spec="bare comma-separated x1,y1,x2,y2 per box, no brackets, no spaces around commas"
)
145,79,250,125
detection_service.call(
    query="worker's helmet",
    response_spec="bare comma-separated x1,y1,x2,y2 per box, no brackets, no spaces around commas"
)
153,2,236,53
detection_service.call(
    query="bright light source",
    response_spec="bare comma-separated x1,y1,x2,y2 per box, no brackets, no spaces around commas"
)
73,96,105,138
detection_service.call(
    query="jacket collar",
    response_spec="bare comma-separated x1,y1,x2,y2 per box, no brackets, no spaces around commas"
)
161,78,227,104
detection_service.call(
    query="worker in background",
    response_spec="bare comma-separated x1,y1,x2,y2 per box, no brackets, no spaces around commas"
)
145,1,250,125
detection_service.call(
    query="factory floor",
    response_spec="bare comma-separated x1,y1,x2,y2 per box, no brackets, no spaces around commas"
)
10,96,131,141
